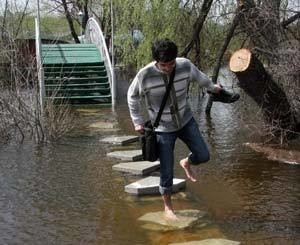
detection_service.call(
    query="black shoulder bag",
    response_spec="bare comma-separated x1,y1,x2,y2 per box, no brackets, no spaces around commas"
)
141,67,176,162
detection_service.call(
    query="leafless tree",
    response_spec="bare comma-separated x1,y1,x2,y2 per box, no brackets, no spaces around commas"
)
181,0,214,64
0,8,75,144
229,0,300,143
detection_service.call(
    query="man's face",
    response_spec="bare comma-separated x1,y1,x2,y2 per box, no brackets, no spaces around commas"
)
156,59,176,74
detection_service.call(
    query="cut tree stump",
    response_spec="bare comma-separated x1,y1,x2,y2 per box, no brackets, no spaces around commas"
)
229,48,298,138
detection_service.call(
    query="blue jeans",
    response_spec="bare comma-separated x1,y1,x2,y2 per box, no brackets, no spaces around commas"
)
156,117,210,195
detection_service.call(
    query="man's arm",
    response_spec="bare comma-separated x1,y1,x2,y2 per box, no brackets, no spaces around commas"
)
190,62,221,92
190,62,240,105
127,75,145,133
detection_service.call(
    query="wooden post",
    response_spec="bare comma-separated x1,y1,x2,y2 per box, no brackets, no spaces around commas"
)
229,48,299,138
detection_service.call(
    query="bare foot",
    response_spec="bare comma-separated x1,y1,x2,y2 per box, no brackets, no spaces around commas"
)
180,158,197,182
164,209,179,220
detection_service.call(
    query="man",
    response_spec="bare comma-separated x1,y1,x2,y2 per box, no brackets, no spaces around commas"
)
127,39,221,219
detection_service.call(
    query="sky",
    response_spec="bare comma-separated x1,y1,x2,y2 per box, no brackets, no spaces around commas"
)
0,0,51,14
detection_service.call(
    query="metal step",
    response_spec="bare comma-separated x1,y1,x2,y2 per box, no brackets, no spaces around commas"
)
42,57,102,65
42,44,99,49
45,95,112,99
41,43,111,106
44,70,107,77
43,61,104,67
42,51,101,58
45,87,110,92
45,76,108,83
43,65,106,72
45,82,109,87
46,89,110,96
46,92,111,98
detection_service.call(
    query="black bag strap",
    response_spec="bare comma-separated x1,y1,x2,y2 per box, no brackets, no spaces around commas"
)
153,66,176,128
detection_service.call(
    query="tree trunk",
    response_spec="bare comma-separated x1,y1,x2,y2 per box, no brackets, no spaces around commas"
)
83,0,89,31
1,0,8,40
181,0,214,57
281,12,300,28
236,0,300,142
238,0,284,63
211,8,242,84
78,0,89,31
205,6,242,115
15,0,30,37
229,48,299,138
61,0,80,43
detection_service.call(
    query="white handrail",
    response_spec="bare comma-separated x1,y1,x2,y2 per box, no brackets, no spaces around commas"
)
84,18,116,106
35,0,45,111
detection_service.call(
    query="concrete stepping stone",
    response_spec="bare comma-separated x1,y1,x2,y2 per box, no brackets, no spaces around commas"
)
124,191,188,203
170,239,240,245
76,108,103,113
112,160,160,175
138,209,205,230
88,122,119,132
125,176,185,195
107,150,143,161
100,135,139,145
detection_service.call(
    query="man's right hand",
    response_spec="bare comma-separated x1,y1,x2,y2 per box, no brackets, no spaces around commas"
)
135,124,145,134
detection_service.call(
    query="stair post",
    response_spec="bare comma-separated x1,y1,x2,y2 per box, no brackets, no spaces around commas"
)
35,0,45,111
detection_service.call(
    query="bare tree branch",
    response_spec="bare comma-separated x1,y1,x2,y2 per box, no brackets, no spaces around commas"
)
61,0,80,43
1,0,9,39
181,0,214,57
211,6,242,84
15,0,30,37
281,12,300,28
205,6,243,115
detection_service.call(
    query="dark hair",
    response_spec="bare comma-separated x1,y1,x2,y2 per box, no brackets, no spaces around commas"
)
151,39,178,62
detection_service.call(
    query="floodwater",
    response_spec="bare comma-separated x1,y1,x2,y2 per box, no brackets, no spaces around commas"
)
0,70,299,244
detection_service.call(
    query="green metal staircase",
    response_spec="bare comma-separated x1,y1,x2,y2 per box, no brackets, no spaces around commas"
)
42,44,111,105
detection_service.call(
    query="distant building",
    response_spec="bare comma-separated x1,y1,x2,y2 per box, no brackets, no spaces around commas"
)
0,32,69,83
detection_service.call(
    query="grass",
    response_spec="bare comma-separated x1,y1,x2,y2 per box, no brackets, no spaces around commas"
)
20,15,81,40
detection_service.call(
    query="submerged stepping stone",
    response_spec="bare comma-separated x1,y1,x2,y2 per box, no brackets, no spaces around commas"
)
100,135,139,145
107,150,143,161
76,108,103,113
88,121,119,132
80,112,100,116
112,160,160,175
124,192,188,203
89,122,115,129
125,176,185,195
170,239,240,245
138,209,205,230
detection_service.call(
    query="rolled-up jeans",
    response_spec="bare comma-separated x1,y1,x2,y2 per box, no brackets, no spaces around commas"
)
156,117,210,195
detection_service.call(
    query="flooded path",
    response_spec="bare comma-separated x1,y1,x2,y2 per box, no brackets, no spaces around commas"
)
0,72,299,244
